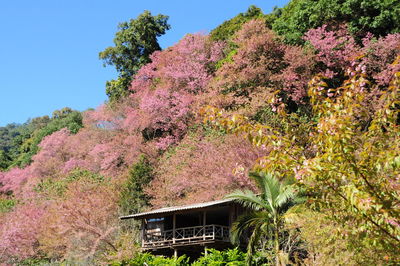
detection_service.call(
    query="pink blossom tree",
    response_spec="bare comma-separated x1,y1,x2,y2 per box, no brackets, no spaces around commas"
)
38,173,119,261
303,25,359,77
213,19,286,99
147,132,265,207
360,33,400,85
304,25,400,85
130,34,225,94
0,202,46,262
0,166,32,194
31,128,71,178
273,45,316,103
140,88,193,149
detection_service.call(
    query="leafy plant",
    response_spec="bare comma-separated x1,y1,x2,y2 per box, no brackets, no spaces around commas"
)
192,248,245,265
227,172,302,265
111,252,189,266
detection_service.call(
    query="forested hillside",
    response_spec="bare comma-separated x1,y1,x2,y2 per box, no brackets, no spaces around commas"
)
0,1,399,265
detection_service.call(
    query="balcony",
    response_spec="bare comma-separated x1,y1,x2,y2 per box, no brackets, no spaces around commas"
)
143,224,230,249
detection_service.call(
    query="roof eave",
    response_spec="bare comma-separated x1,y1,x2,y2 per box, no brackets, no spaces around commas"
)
119,198,235,220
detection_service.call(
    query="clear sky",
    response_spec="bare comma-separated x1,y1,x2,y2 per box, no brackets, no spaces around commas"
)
0,0,288,126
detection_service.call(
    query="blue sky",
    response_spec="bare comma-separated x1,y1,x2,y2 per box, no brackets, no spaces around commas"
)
0,0,288,126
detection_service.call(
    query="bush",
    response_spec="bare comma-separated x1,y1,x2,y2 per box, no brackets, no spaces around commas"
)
111,253,189,266
111,249,245,266
0,198,16,213
119,155,153,215
192,248,245,265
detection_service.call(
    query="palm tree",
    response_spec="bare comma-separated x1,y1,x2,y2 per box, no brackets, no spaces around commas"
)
226,171,301,266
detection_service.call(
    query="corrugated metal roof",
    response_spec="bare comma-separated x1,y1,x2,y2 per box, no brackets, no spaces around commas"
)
120,198,234,220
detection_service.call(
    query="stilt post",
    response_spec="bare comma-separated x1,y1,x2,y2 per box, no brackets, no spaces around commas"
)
203,211,206,240
173,213,176,244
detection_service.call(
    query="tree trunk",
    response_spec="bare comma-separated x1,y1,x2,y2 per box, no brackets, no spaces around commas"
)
274,218,280,266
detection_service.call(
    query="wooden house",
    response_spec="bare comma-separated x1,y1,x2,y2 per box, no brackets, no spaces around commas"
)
120,198,244,257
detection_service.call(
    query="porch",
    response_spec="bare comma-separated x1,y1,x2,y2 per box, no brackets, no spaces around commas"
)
143,224,230,249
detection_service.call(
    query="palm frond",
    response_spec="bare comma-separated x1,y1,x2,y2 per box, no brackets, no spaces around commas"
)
275,186,296,209
266,174,282,201
249,171,267,192
230,211,271,245
245,223,262,266
226,189,266,211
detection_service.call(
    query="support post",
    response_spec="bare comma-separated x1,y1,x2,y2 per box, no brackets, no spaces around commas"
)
173,213,176,244
141,219,145,248
213,225,215,239
229,205,234,227
204,245,208,256
174,248,178,258
203,211,206,240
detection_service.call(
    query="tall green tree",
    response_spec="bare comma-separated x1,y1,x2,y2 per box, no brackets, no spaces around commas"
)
99,11,170,102
119,155,153,215
227,172,301,266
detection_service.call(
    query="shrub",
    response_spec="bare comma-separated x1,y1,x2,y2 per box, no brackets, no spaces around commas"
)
0,197,16,213
111,253,189,266
119,155,153,215
192,248,245,265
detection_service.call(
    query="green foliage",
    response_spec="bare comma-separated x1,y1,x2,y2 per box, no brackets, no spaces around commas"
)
192,248,245,266
299,71,400,262
210,5,264,42
119,155,153,215
0,150,11,170
15,257,51,266
253,105,312,129
272,0,400,44
0,122,38,170
13,108,82,168
227,172,302,265
99,10,170,102
111,249,245,266
215,49,237,70
111,253,188,266
34,169,104,199
0,198,16,213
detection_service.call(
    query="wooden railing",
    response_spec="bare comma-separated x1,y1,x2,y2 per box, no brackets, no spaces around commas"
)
143,224,230,248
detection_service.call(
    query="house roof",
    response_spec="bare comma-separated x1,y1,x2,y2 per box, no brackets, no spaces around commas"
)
120,198,235,220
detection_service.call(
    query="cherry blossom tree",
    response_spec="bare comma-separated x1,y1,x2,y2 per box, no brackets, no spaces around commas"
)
0,202,46,262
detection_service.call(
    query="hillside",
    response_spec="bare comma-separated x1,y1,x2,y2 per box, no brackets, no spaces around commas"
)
0,1,399,265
